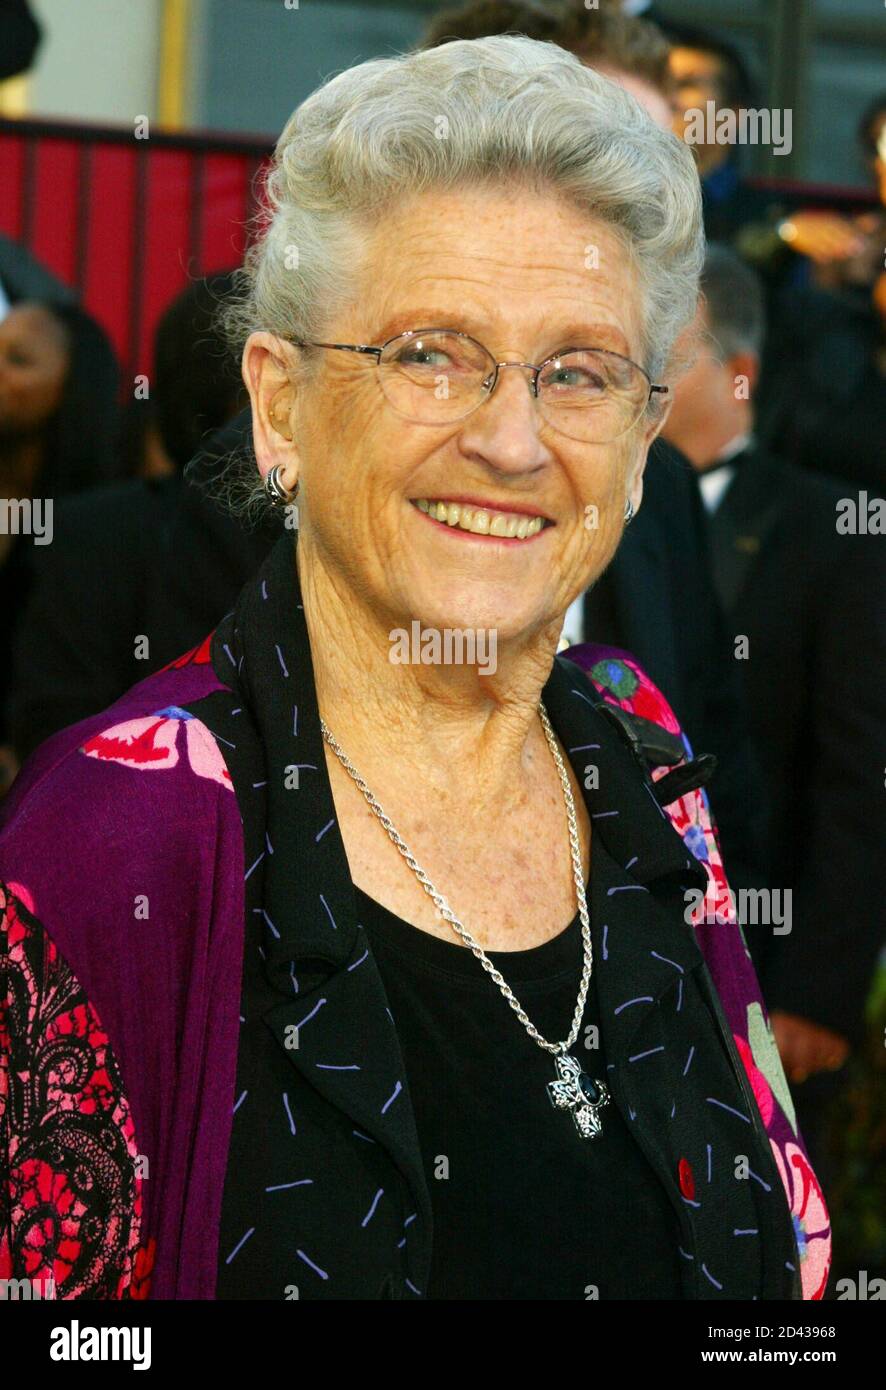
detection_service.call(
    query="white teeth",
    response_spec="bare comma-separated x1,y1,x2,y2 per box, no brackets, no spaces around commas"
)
413,499,547,538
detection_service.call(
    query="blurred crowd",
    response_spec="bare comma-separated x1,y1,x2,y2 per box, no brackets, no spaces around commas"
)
0,0,884,1284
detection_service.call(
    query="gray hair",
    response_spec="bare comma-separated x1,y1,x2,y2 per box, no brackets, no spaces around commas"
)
216,35,704,514
700,243,766,360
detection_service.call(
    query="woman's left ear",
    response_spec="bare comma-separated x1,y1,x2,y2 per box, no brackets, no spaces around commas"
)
645,389,674,445
626,441,653,517
628,393,673,512
627,468,644,520
242,330,302,487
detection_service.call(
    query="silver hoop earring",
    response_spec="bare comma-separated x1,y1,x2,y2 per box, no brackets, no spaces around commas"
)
265,463,299,508
623,498,634,525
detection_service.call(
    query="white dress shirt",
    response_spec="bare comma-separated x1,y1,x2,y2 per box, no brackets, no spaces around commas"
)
697,432,754,515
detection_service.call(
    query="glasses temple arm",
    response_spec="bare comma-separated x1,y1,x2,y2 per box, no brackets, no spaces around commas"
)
290,339,382,359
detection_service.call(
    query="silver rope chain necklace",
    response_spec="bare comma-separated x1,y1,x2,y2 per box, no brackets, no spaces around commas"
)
320,700,610,1139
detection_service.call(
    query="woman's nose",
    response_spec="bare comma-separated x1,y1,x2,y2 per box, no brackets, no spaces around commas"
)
457,362,549,473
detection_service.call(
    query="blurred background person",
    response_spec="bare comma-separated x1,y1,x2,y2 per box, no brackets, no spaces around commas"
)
657,17,776,245
117,267,249,482
659,15,882,316
0,299,120,789
756,95,886,496
662,243,886,1197
425,0,675,126
8,271,246,762
765,93,886,293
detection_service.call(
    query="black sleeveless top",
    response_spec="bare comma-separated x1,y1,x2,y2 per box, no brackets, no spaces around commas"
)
353,887,684,1300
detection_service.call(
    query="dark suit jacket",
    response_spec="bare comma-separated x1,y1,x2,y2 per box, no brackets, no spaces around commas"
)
756,283,886,497
703,446,886,1042
6,477,181,750
584,440,769,892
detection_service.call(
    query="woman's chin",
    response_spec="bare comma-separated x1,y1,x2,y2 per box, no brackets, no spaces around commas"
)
386,590,556,658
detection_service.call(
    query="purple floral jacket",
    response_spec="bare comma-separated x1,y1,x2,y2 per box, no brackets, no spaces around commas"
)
0,551,831,1300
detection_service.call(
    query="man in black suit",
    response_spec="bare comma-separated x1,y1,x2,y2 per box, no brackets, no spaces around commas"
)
663,244,886,1175
570,435,768,894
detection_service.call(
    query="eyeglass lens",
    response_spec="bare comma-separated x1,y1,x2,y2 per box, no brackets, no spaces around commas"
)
377,331,648,442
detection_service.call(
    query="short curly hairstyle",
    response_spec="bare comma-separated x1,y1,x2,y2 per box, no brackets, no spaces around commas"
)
216,34,703,517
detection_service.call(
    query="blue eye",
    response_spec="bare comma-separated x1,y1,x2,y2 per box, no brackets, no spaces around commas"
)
542,364,608,393
397,345,451,368
392,340,458,369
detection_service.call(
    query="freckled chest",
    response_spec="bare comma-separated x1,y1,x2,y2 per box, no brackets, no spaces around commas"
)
325,752,591,950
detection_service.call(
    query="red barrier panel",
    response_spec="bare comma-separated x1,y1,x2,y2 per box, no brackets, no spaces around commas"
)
1,116,875,388
0,116,272,385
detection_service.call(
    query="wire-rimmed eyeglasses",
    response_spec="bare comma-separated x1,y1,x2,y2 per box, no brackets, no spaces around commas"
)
287,328,668,444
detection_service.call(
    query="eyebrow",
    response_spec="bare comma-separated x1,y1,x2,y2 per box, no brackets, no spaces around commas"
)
545,322,633,357
372,310,475,343
371,312,633,359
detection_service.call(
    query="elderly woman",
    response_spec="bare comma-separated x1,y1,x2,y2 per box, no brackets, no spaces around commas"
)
0,37,829,1301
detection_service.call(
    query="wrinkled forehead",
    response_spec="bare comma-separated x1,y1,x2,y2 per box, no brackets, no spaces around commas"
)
347,186,647,359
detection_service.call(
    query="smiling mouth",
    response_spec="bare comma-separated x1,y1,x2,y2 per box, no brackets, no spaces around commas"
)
411,498,550,539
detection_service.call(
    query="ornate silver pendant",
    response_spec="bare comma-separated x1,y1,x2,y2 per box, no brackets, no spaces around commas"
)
547,1053,610,1139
